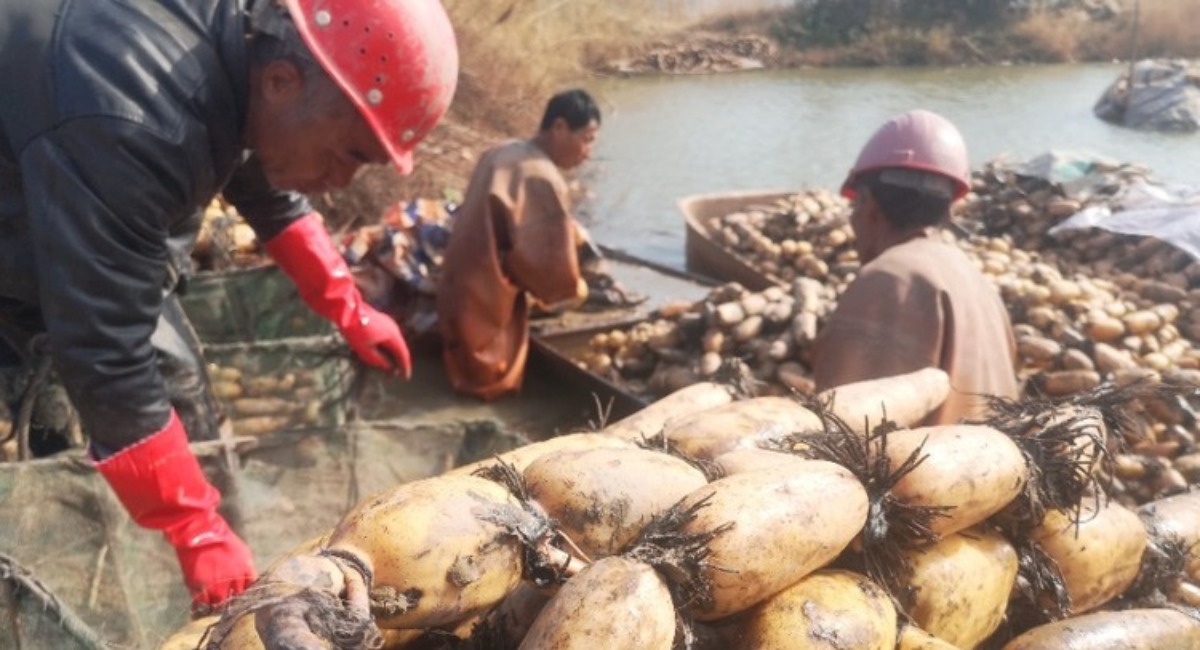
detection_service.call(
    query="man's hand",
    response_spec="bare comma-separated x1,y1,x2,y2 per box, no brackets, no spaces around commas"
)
340,304,412,378
173,513,257,612
582,269,647,310
265,213,415,380
92,410,258,613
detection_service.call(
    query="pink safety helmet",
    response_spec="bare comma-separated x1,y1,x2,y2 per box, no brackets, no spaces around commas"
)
283,0,459,175
841,109,970,201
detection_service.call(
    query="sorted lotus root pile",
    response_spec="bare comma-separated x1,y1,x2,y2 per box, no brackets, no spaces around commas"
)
576,190,858,397
960,157,1200,396
709,188,857,284
193,198,265,272
955,160,1200,507
577,280,839,397
170,375,1200,650
206,362,335,437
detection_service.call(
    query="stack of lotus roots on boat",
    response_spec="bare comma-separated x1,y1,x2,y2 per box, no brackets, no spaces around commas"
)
163,363,1200,649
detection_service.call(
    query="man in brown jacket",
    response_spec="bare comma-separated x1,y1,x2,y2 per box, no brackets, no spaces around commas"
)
813,110,1019,424
437,89,600,399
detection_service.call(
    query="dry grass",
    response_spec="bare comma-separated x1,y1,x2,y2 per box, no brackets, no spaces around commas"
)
1010,1,1200,63
1131,0,1200,58
718,1,1200,66
1011,11,1088,63
851,25,964,66
442,0,673,133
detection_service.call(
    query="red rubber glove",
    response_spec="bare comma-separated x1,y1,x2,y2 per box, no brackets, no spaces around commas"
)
93,410,256,609
265,213,412,378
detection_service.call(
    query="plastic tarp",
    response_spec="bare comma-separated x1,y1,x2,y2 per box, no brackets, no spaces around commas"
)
995,149,1150,204
1094,59,1200,132
1007,150,1127,187
1050,180,1200,260
999,150,1200,262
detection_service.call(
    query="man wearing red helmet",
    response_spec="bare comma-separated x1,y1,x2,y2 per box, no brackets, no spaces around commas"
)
813,110,1018,425
0,0,457,608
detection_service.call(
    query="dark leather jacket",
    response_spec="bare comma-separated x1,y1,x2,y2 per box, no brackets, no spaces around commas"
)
0,0,310,443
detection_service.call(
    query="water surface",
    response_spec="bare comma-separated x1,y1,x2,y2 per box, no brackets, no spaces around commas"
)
582,63,1199,267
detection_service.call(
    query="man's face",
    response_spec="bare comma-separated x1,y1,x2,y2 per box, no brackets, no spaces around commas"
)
548,118,600,170
246,61,389,193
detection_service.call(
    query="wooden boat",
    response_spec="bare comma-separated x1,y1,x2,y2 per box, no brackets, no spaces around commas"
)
529,247,715,419
679,188,796,292
529,325,649,422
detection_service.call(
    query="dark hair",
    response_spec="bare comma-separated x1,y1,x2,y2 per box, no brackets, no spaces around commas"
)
247,2,321,73
246,2,348,116
857,170,952,230
539,89,601,132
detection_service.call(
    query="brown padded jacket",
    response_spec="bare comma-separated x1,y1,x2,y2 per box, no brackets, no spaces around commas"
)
813,234,1019,424
437,140,584,400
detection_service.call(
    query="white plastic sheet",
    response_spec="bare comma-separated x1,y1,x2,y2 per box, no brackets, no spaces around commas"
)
1049,180,1200,260
1094,59,1200,132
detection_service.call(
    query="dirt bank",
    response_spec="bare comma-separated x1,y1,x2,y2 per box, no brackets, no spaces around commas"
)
603,1,1200,72
311,120,501,231
316,0,1199,222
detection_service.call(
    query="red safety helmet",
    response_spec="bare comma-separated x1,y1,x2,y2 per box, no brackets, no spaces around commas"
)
283,0,459,175
841,109,970,201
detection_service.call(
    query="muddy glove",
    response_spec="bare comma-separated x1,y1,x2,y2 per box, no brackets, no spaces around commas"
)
92,410,256,610
581,268,648,310
573,221,605,273
265,213,412,378
534,276,590,314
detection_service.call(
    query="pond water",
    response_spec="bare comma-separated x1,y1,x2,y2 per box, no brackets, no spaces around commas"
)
581,63,1200,268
